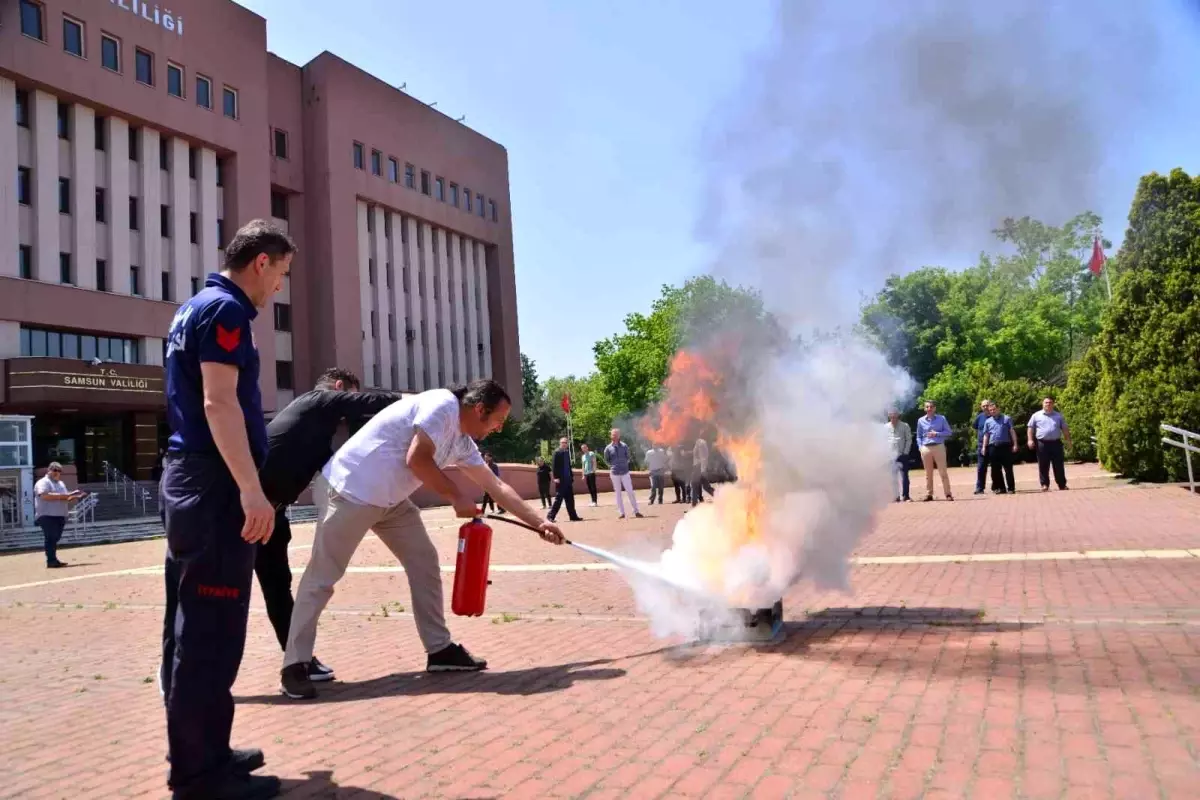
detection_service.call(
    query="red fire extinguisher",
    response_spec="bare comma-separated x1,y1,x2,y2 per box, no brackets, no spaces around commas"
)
451,518,494,616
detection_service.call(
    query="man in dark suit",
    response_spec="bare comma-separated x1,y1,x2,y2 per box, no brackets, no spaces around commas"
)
548,437,582,522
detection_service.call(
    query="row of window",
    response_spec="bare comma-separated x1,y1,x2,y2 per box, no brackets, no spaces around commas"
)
17,244,202,301
16,167,224,243
17,0,239,119
20,324,142,365
15,92,228,187
351,143,500,223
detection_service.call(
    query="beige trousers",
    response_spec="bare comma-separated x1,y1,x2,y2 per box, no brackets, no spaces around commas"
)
919,443,953,498
282,480,450,668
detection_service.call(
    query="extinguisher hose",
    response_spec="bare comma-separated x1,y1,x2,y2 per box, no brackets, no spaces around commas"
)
482,513,574,545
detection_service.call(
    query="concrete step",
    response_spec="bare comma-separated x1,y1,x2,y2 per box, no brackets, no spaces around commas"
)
0,505,319,553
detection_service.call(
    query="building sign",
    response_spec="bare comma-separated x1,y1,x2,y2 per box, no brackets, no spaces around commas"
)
62,368,153,391
110,0,184,37
3,358,165,409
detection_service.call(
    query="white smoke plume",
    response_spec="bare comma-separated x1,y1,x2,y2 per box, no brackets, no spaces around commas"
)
617,0,1172,641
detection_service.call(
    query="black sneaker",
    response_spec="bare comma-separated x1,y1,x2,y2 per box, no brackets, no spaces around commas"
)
427,643,487,672
173,772,281,800
280,663,316,699
634,512,644,518
307,657,335,682
230,748,265,775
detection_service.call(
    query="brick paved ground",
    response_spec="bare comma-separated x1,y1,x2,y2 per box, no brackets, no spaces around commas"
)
2,463,1198,798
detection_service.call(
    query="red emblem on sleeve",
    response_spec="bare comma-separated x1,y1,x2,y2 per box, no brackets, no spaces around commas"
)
215,324,242,353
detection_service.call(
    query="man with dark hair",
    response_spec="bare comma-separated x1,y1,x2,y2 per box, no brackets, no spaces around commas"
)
160,218,295,799
253,367,404,681
279,379,565,699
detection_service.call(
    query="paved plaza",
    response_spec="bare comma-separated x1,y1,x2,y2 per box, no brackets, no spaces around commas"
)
2,463,1198,799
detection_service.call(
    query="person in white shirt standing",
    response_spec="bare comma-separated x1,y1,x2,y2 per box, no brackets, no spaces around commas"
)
644,444,668,505
33,462,87,568
279,380,565,700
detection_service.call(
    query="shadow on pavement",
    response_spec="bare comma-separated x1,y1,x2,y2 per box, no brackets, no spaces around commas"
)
280,769,412,798
799,606,1037,632
238,659,627,705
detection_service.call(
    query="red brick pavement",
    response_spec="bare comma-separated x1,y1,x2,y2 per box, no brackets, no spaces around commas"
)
1,464,1198,798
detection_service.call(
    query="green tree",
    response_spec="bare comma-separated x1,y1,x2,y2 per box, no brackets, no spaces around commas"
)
1094,169,1200,481
1058,345,1101,463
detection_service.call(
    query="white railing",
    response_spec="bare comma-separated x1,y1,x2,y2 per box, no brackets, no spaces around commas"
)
102,461,154,515
69,492,99,528
1161,424,1198,494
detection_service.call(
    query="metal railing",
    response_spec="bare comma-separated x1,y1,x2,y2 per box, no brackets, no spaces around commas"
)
69,492,99,528
1161,424,1198,494
102,461,154,516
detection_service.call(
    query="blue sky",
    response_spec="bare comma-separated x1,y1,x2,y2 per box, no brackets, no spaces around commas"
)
239,0,1200,380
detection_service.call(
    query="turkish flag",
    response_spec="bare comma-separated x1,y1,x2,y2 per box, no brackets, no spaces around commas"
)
1088,236,1106,276
561,394,571,414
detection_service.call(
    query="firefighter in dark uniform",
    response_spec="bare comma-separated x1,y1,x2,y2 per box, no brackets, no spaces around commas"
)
160,219,295,800
254,367,403,680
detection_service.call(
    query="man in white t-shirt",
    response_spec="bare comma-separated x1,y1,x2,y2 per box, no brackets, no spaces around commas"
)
33,462,87,568
280,379,564,699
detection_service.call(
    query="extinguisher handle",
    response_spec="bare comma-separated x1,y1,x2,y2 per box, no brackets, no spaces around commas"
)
483,513,574,546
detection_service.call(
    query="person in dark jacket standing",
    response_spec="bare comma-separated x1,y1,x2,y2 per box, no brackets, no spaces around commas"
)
480,452,501,512
548,437,582,522
160,220,294,800
535,457,552,508
253,367,402,680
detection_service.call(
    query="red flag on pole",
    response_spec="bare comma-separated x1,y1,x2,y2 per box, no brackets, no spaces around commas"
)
1088,236,1106,276
561,393,571,414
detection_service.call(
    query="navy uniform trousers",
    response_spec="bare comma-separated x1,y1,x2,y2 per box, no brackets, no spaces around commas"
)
159,454,256,794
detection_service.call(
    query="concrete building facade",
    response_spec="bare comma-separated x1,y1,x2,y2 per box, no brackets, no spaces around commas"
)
0,0,520,487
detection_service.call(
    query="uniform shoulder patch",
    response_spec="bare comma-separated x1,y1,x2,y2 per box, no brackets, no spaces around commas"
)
215,324,242,353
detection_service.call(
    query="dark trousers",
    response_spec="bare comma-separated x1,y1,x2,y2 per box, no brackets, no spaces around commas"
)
255,508,294,650
584,473,598,503
649,471,665,504
159,455,256,794
989,442,1016,493
893,456,910,500
481,493,496,512
537,481,552,509
975,446,990,492
672,475,686,502
1036,439,1067,489
549,483,580,521
690,474,714,506
37,515,66,565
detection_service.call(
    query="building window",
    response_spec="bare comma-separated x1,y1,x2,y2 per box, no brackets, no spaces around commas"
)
135,48,154,86
101,34,120,72
477,193,485,218
352,142,364,170
367,258,375,286
59,252,72,285
270,191,288,221
167,63,184,98
189,212,198,244
388,157,399,183
490,200,498,222
273,303,292,332
435,177,445,202
420,170,431,196
217,219,225,247
370,150,382,176
273,129,288,160
96,260,108,292
190,277,199,296
275,361,294,391
21,326,140,364
404,163,415,189
373,364,381,387
464,188,473,213
160,138,170,170
95,187,106,222
57,102,69,139
222,86,238,119
62,16,84,57
129,127,139,161
385,261,393,288
19,245,33,280
188,147,197,179
95,116,107,150
370,310,378,337
449,183,459,207
158,271,171,301
16,90,30,128
20,0,44,41
216,157,224,187
129,197,139,231
161,204,171,238
130,265,142,296
388,313,396,341
17,167,32,206
58,177,70,214
196,75,212,109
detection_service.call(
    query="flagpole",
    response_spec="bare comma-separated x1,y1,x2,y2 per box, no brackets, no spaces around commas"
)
1103,260,1113,302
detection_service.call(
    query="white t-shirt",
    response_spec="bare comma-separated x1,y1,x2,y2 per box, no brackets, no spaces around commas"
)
34,476,69,518
644,447,668,472
323,389,485,508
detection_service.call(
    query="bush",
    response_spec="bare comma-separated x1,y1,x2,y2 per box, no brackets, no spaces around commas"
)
1059,346,1101,463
